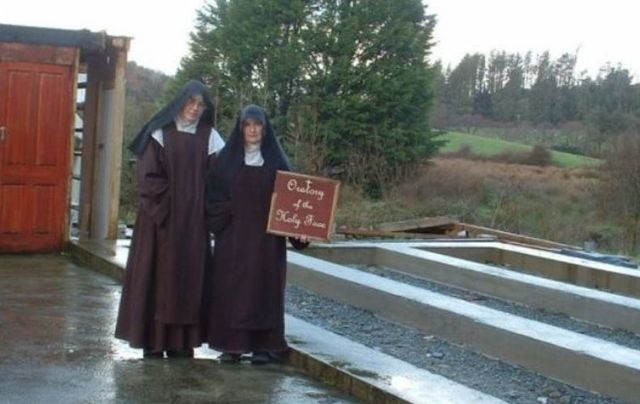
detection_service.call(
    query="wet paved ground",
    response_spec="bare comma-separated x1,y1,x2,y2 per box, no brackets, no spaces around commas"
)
0,253,355,403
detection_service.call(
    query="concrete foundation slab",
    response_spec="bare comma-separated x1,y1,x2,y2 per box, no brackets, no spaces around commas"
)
303,243,640,335
287,251,640,402
66,239,509,403
415,241,640,298
0,254,355,404
285,316,506,403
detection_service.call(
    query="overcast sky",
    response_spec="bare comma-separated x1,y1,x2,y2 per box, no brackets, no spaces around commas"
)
427,0,639,81
3,0,639,82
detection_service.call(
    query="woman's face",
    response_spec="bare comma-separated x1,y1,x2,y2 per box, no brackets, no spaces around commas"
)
243,118,264,146
179,94,206,123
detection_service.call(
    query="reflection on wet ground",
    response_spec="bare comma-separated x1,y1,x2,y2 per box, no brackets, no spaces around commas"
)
0,254,355,403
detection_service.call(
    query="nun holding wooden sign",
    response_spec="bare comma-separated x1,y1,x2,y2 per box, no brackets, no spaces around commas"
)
204,104,309,365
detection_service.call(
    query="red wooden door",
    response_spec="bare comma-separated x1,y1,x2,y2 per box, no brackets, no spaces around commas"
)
0,62,74,252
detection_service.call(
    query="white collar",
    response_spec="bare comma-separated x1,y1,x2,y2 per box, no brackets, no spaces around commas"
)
244,143,264,166
174,116,198,134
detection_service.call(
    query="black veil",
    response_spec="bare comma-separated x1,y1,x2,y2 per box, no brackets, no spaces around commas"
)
128,80,215,156
207,105,291,202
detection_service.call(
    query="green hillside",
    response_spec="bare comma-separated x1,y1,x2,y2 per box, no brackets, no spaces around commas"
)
438,131,600,168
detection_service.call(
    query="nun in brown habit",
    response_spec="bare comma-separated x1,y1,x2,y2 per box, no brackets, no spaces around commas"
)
115,80,225,358
205,104,308,364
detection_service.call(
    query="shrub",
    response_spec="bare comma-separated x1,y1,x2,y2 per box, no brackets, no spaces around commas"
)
527,145,552,166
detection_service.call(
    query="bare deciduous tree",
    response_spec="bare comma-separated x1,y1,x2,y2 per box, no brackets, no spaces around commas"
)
599,131,640,253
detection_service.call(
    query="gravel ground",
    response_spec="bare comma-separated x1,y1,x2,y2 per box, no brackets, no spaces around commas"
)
285,284,624,404
353,264,640,351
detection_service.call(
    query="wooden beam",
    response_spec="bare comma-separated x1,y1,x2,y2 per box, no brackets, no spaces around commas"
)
453,223,575,250
0,42,77,66
337,227,455,240
88,40,129,239
104,42,128,238
376,216,459,233
77,54,102,238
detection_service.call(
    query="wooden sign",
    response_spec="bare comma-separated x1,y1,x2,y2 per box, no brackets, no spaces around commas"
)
267,171,340,241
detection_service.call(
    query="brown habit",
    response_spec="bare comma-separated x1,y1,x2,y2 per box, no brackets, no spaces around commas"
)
205,165,306,353
115,122,212,351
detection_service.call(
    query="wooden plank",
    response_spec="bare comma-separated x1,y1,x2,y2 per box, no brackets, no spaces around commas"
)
454,223,575,250
376,216,458,233
0,42,77,66
337,227,454,240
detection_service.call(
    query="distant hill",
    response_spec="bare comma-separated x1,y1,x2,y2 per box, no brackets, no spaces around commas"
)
120,62,172,222
126,62,171,102
123,62,171,142
438,131,601,168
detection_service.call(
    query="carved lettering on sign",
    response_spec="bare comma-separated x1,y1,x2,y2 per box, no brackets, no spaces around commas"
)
267,171,340,241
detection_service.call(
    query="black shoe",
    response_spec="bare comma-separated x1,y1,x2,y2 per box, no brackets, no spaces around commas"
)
166,349,194,358
250,351,271,365
143,349,164,359
218,352,241,363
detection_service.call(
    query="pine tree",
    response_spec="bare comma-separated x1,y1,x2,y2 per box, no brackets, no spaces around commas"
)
175,0,439,195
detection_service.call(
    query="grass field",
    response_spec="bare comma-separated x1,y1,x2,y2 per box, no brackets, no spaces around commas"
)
438,131,601,168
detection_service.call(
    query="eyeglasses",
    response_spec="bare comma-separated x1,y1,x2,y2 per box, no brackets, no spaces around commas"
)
185,98,206,110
